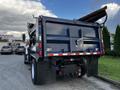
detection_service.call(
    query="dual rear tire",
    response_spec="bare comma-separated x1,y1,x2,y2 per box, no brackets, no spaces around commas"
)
77,59,87,78
31,59,46,85
76,63,87,78
31,59,56,85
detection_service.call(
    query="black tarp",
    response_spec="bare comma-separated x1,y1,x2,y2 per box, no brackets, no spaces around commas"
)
79,6,107,23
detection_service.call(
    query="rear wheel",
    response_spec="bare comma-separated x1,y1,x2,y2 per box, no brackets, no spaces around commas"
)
24,54,29,64
76,59,87,78
31,59,37,84
31,59,46,85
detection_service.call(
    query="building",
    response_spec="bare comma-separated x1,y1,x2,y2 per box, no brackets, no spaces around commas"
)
0,34,14,41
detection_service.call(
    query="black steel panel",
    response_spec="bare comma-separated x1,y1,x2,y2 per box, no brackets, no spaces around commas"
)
79,6,107,23
44,22,101,54
47,43,70,53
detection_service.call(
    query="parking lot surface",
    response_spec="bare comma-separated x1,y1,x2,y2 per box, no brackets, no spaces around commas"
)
0,55,119,90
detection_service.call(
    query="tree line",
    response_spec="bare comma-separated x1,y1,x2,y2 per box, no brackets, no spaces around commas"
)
102,25,120,56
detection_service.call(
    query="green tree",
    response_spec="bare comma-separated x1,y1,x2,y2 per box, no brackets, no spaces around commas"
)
114,25,120,56
102,26,111,54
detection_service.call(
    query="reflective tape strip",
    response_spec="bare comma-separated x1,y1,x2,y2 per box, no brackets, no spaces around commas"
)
71,53,76,55
58,54,63,56
63,53,68,56
48,52,101,56
97,52,101,54
53,54,59,56
76,53,80,55
48,54,54,56
93,52,97,55
79,53,84,55
91,52,94,55
86,52,91,55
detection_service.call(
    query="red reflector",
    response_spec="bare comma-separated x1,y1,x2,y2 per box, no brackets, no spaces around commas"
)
48,54,54,56
37,51,42,56
38,43,42,48
97,52,101,54
58,54,63,56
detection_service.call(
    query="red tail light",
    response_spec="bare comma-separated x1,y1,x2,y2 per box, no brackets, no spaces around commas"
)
38,42,42,48
37,42,42,57
37,51,42,56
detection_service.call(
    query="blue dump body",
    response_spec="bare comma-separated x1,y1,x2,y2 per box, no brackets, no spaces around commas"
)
36,16,103,57
26,6,107,85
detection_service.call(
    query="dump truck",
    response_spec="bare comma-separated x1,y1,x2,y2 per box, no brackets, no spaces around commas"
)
24,6,107,85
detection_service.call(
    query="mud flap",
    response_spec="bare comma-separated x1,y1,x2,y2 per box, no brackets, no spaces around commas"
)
86,56,99,77
37,60,56,84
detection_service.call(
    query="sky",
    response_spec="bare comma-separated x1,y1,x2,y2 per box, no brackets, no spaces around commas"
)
0,0,120,39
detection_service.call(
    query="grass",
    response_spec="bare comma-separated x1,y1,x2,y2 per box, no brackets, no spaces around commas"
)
99,56,120,82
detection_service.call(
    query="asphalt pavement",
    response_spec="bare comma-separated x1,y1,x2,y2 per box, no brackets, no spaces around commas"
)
0,55,119,90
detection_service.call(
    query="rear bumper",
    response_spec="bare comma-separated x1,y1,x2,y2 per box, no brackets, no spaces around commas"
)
48,51,104,57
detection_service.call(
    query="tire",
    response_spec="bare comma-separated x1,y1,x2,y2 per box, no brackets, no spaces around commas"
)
31,59,46,85
24,54,29,64
31,58,57,85
77,59,87,78
31,59,38,84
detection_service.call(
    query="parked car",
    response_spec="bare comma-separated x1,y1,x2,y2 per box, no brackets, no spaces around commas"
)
15,46,25,54
1,46,13,54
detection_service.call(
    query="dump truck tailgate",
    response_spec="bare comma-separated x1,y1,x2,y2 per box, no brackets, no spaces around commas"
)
41,21,102,57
